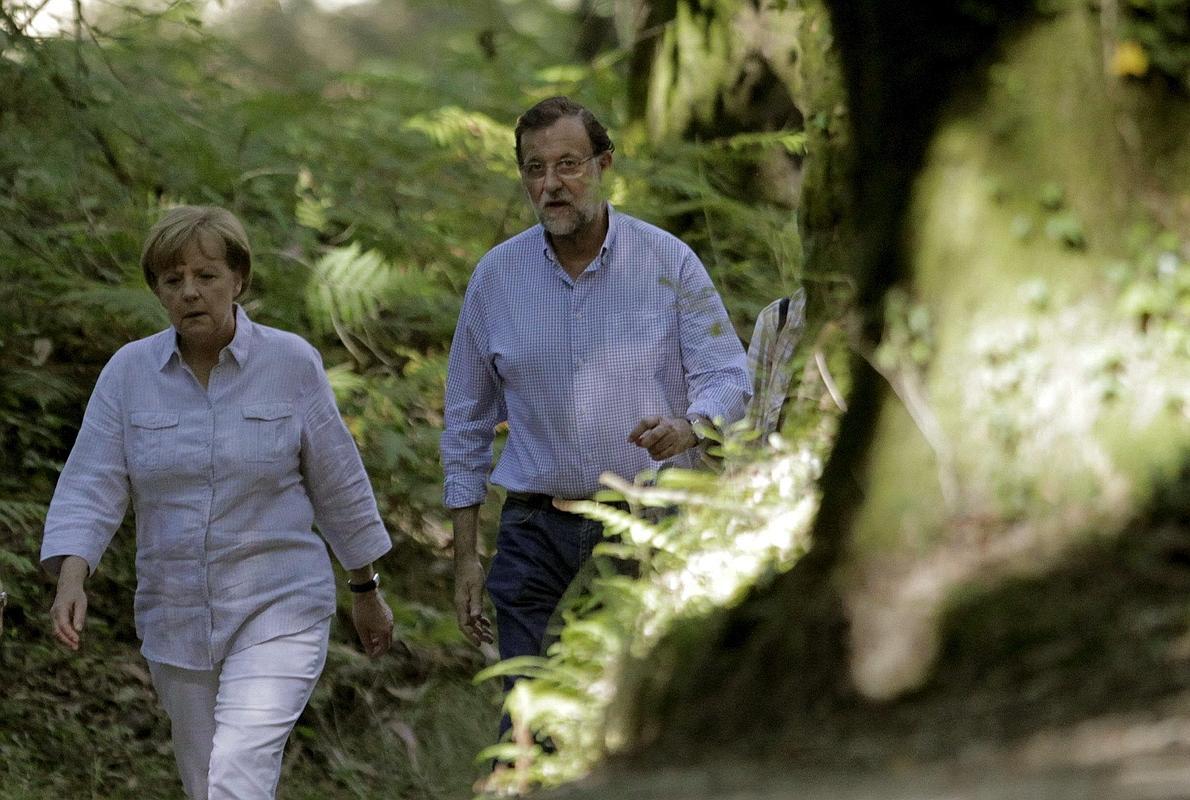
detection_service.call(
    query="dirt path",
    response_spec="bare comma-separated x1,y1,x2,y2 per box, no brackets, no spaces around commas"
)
543,689,1190,800
546,754,1190,800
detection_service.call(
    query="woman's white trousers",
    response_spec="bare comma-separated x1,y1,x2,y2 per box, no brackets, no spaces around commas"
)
147,616,331,800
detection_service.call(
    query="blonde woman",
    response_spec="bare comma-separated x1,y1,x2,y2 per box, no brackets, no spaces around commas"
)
42,206,394,799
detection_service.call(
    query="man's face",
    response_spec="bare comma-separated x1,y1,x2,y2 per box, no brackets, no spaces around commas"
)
519,115,612,238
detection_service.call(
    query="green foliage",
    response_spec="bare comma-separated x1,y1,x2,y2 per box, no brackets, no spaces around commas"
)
877,288,934,370
0,0,827,797
1121,0,1190,88
1043,211,1086,249
0,501,47,543
0,2,568,797
611,136,807,330
474,431,837,794
306,245,404,334
1110,224,1189,354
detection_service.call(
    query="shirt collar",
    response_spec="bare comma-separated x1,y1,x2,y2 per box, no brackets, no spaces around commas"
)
540,202,619,270
154,304,252,371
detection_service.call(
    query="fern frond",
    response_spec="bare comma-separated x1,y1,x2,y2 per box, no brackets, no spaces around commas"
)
305,244,397,335
324,362,370,399
403,106,516,176
719,130,808,155
0,500,48,539
0,367,78,409
555,499,660,546
60,285,168,333
305,244,463,350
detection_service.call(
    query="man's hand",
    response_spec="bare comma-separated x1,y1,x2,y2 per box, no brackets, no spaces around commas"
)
454,554,493,646
351,590,395,658
628,416,698,460
50,555,89,652
451,505,493,647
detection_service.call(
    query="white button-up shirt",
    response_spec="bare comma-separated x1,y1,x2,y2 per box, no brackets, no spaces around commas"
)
441,207,751,508
41,306,391,669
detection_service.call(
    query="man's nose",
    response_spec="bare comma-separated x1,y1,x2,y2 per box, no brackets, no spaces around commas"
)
180,276,200,298
541,166,564,191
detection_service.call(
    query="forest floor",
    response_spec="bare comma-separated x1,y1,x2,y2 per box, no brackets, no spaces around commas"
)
546,516,1190,800
548,749,1190,800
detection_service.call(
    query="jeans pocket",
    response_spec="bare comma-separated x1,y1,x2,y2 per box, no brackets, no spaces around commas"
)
129,411,180,471
500,500,539,526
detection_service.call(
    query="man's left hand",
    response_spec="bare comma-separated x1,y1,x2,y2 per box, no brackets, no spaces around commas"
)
628,416,698,460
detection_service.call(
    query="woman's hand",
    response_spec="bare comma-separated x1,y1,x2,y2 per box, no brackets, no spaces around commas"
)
351,590,395,658
50,555,90,652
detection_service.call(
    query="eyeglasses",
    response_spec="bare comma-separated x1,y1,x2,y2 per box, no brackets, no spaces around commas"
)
519,153,601,182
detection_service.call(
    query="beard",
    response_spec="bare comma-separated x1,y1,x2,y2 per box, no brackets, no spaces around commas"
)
535,194,599,238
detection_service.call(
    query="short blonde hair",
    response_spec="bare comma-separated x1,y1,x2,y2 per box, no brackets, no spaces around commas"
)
140,206,252,296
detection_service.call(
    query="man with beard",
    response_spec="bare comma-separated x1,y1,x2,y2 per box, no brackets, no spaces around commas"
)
441,96,749,739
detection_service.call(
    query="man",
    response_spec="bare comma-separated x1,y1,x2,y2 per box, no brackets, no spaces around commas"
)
441,96,750,734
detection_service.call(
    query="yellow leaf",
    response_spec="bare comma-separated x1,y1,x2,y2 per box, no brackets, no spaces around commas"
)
1112,40,1149,78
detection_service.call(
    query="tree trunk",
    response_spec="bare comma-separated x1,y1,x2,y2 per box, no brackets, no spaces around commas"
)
591,0,1190,783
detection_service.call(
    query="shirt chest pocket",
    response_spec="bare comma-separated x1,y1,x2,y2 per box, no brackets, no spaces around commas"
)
240,403,296,463
129,411,181,472
611,311,669,368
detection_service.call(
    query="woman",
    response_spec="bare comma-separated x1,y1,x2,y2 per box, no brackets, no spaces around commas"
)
41,206,395,800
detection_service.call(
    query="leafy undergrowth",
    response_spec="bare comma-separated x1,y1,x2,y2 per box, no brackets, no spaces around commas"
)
535,496,1190,800
0,527,499,800
475,405,846,796
0,1,811,798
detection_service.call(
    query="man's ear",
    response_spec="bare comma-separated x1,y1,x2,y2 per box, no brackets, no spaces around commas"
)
597,150,614,171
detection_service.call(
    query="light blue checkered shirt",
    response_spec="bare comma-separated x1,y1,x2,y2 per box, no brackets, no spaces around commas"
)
41,306,392,670
441,206,750,508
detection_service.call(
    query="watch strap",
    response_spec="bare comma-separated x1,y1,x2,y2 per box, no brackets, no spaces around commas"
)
349,572,380,593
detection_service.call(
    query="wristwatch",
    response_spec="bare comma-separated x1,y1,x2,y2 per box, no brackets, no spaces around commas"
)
349,572,380,594
686,414,711,445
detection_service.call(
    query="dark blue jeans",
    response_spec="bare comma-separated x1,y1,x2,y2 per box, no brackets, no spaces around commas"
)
485,494,605,741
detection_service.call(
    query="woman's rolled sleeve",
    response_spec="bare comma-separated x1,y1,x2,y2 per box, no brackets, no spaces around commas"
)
298,358,391,570
41,360,131,576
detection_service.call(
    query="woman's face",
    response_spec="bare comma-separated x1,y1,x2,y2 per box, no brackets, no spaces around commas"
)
153,231,242,353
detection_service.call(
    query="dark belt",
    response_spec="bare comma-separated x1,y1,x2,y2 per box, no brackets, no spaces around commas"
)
505,491,629,512
504,491,561,510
